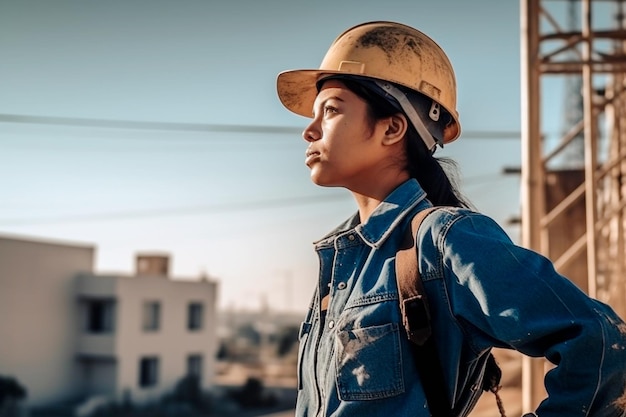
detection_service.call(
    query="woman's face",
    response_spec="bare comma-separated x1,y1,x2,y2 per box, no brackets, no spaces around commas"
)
302,79,392,190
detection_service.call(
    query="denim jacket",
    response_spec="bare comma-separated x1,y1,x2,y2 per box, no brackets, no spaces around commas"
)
295,179,626,417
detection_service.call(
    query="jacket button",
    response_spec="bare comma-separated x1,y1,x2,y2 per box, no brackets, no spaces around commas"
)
347,234,355,241
328,320,335,329
337,282,346,290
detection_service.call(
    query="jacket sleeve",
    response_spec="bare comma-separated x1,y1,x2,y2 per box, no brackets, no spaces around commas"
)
437,210,626,417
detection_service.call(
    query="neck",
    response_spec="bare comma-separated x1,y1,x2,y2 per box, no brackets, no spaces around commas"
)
350,173,410,223
352,193,382,224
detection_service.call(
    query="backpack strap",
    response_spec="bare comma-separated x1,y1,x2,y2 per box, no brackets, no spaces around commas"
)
396,207,438,346
395,206,454,416
396,206,506,417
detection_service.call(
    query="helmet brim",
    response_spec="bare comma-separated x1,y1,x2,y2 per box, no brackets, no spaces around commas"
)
276,69,344,118
276,69,460,144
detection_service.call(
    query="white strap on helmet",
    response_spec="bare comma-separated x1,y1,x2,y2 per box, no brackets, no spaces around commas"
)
374,81,441,151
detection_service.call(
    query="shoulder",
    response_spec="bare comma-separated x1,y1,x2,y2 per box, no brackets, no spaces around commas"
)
417,206,513,250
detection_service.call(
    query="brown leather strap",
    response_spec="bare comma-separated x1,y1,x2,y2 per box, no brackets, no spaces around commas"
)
396,206,454,417
396,206,506,417
320,294,329,311
396,206,438,346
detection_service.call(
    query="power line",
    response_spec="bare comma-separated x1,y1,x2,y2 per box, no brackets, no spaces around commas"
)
0,113,301,135
0,113,521,139
0,176,520,226
463,173,499,185
0,172,520,227
0,193,350,226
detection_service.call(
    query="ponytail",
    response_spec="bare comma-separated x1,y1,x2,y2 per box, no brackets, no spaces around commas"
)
405,129,471,208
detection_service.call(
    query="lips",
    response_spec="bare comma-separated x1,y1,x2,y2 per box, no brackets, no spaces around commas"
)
305,149,320,166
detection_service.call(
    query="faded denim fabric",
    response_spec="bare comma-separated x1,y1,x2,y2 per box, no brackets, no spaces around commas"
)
295,179,626,417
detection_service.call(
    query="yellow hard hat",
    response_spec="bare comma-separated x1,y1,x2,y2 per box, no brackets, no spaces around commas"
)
276,21,461,144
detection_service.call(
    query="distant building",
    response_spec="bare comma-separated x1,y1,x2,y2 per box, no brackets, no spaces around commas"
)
0,234,219,409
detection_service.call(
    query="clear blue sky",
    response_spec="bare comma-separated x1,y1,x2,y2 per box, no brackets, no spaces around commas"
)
1,0,563,312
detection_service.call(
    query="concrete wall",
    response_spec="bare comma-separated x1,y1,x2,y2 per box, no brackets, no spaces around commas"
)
114,275,218,404
1,236,219,408
0,235,94,407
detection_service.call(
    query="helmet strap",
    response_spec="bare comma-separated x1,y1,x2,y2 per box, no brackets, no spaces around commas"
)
374,81,442,152
429,102,441,122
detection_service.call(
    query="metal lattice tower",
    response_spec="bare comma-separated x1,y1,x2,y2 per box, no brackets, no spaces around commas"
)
559,0,586,167
521,0,626,411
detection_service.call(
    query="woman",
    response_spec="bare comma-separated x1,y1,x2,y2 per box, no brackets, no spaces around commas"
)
276,21,626,417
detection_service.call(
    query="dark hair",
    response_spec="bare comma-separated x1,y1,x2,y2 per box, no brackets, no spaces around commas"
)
340,78,472,209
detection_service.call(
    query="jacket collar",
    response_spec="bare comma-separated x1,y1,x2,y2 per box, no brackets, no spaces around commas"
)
314,179,431,248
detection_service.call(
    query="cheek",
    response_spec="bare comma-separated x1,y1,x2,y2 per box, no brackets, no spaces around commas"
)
325,123,365,151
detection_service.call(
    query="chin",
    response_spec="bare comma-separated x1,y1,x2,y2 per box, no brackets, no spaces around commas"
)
310,169,343,188
310,178,328,187
310,176,340,188
310,174,328,187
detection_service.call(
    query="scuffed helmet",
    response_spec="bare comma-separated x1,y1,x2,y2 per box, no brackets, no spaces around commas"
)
276,21,461,145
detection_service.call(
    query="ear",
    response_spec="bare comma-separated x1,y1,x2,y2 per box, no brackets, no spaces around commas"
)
381,113,408,146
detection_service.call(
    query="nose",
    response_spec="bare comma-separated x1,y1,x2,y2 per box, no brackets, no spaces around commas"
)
302,119,321,143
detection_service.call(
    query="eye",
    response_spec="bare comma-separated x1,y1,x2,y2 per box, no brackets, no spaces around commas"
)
323,105,338,115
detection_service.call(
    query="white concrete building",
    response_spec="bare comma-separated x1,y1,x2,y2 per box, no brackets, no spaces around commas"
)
0,235,219,410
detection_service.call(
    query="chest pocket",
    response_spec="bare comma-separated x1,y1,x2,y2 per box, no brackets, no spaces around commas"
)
334,322,404,400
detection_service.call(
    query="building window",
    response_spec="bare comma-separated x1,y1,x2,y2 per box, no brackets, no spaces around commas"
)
85,299,115,333
187,302,203,331
142,301,161,331
187,354,203,379
139,356,159,388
